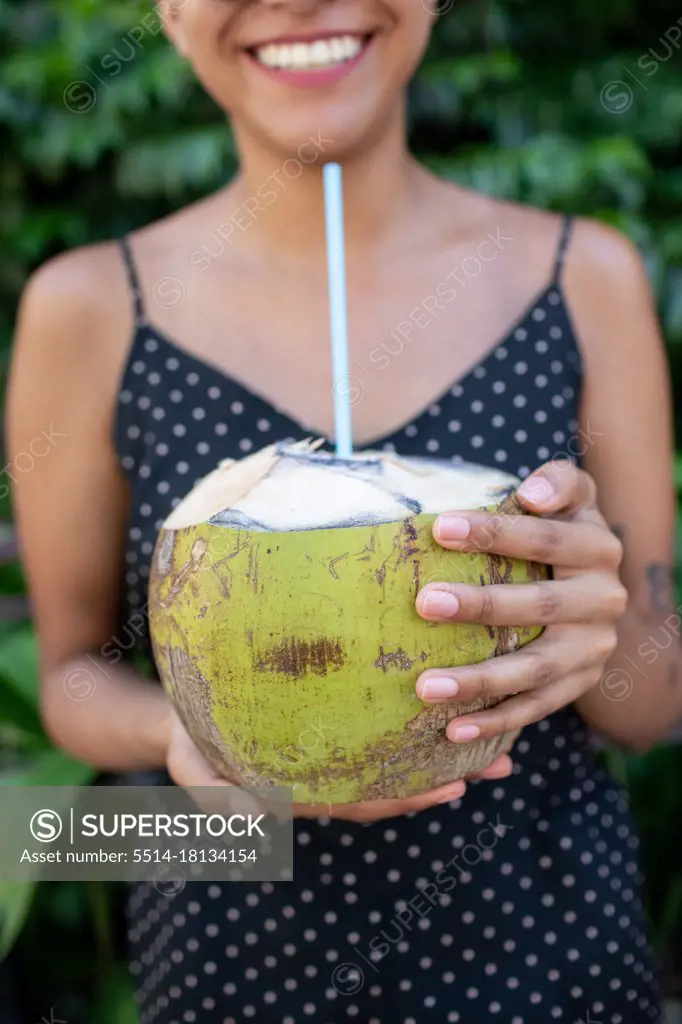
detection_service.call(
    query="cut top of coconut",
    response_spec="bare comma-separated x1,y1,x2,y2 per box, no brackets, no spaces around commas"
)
162,440,519,533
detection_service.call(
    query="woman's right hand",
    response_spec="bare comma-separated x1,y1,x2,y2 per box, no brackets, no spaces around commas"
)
166,710,513,824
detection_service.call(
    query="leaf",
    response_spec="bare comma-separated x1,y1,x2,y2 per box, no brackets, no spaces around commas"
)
116,127,235,198
0,746,95,787
92,964,139,1024
0,624,39,711
0,750,96,959
0,684,44,738
0,879,36,960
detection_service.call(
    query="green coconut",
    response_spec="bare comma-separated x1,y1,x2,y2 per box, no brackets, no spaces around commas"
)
148,440,546,805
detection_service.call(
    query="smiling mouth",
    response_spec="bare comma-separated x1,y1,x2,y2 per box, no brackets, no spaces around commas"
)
249,34,373,72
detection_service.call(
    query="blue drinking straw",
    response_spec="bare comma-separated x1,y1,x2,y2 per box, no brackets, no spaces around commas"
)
323,162,353,459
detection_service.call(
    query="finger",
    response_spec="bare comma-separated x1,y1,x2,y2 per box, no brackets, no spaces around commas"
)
432,511,622,570
515,460,599,520
417,575,627,627
351,779,467,817
445,668,601,744
466,754,514,780
416,626,617,703
173,745,223,787
323,779,468,823
167,725,233,788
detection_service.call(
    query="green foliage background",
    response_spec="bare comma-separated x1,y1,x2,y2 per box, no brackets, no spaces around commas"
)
1,0,682,1018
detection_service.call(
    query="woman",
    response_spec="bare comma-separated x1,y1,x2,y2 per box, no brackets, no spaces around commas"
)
8,0,681,1021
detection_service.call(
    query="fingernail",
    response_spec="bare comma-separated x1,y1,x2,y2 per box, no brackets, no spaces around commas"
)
517,476,555,505
450,724,481,743
422,591,460,618
420,676,460,700
435,515,471,542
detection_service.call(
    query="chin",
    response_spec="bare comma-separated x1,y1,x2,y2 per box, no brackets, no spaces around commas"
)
238,93,403,167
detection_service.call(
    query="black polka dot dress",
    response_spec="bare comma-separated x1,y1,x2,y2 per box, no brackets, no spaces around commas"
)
118,219,663,1024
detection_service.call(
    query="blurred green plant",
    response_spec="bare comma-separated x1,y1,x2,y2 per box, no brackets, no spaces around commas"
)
0,562,135,1020
1,0,682,1015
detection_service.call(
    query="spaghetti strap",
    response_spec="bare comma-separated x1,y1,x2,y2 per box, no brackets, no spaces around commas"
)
119,236,146,326
551,215,573,285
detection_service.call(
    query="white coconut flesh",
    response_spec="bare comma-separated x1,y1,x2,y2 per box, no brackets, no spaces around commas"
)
163,439,519,533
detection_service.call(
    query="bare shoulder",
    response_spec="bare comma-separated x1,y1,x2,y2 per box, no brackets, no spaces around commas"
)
14,190,216,366
450,192,660,358
567,215,649,288
15,240,133,382
433,176,643,267
469,199,663,365
562,216,661,363
8,239,139,460
446,187,648,286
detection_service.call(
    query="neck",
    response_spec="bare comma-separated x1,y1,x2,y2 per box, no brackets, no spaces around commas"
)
226,99,424,265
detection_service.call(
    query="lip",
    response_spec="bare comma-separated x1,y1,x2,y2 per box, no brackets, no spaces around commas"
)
244,33,374,89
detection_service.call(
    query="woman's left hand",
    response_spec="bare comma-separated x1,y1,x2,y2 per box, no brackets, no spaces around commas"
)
414,460,628,749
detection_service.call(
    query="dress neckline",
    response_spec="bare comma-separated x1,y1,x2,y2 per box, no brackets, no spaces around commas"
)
127,280,570,452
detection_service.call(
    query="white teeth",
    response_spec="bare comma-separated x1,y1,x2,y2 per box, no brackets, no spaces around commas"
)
311,40,331,64
258,44,278,65
254,34,365,71
330,38,345,62
292,43,307,68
